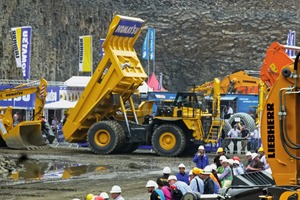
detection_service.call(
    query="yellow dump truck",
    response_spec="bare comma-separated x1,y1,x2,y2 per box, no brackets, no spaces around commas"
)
0,79,49,149
63,15,224,157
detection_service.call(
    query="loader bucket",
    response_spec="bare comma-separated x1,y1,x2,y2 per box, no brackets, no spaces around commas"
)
4,121,48,150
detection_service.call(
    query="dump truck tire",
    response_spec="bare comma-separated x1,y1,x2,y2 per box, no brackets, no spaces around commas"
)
87,121,125,154
152,124,186,157
228,113,256,132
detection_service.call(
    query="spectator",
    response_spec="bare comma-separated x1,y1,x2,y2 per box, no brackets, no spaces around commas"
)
110,185,125,200
146,180,165,200
251,124,260,152
157,178,172,200
245,151,253,166
232,160,244,176
200,166,216,194
189,168,204,194
157,166,171,186
188,170,194,185
217,155,227,174
245,153,264,172
224,105,234,119
258,147,270,170
209,164,221,189
213,147,227,168
227,124,241,154
168,175,192,196
175,163,189,185
232,156,244,172
193,145,209,169
99,192,109,200
217,159,233,188
239,125,250,154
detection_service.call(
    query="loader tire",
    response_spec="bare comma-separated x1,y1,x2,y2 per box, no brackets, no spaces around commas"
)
152,124,186,157
87,121,125,154
228,113,256,132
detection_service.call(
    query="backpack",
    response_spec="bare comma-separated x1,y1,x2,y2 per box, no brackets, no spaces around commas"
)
171,189,183,200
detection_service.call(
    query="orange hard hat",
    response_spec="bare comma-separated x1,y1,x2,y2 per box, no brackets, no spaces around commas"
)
232,156,240,161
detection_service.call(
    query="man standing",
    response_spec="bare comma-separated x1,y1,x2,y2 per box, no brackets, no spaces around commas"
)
227,125,241,154
240,125,250,154
189,168,204,194
157,166,171,186
176,163,189,185
110,185,125,200
146,180,165,200
193,145,209,169
200,166,215,194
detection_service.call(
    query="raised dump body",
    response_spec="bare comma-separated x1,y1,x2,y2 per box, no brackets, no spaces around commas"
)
63,15,148,154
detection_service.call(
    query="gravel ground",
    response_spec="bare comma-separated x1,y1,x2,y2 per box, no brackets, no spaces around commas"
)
0,144,200,200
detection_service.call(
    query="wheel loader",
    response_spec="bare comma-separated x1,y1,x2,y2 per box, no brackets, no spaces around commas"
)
0,78,52,149
62,15,225,157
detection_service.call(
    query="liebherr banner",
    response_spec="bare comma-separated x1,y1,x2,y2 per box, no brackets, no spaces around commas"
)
11,26,32,80
79,35,92,72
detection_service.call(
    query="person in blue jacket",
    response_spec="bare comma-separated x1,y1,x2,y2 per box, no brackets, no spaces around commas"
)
175,163,189,185
193,145,209,169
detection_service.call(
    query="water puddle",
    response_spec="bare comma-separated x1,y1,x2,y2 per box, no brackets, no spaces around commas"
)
9,161,107,181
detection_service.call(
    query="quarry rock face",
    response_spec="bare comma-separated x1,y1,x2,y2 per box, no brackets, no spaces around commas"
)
0,0,299,90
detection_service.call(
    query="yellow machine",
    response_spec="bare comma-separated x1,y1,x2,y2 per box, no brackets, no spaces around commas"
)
152,78,225,156
194,70,260,95
63,15,225,157
0,79,48,149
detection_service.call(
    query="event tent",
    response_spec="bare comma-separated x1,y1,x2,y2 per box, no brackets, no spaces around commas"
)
44,99,77,109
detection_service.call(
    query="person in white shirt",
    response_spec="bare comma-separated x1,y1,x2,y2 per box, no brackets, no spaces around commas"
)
227,124,240,154
258,147,269,170
110,185,125,200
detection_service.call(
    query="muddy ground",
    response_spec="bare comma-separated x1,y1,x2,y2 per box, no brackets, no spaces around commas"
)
0,144,203,200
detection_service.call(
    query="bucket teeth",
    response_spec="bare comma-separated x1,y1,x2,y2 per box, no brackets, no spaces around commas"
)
25,145,50,150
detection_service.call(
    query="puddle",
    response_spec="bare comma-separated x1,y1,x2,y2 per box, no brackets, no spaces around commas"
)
9,161,107,181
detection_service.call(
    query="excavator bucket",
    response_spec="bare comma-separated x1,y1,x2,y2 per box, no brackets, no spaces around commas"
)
4,121,48,150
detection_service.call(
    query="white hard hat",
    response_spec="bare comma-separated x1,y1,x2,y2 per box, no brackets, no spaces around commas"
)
210,163,217,171
99,192,109,198
246,151,252,156
146,180,158,188
203,166,212,174
178,163,185,168
228,159,234,165
167,175,177,181
198,145,205,150
252,153,259,160
219,155,226,161
110,185,122,193
233,160,240,165
189,170,193,176
222,158,229,163
163,166,171,174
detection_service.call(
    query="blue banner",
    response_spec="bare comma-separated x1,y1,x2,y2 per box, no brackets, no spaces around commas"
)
149,28,155,61
142,30,149,60
113,19,143,37
286,30,296,57
11,26,32,80
100,38,105,59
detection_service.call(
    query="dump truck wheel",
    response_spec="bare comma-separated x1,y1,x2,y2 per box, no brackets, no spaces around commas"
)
152,124,186,157
87,121,125,154
228,113,256,132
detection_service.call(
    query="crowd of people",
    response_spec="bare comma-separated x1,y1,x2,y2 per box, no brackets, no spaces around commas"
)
78,146,269,200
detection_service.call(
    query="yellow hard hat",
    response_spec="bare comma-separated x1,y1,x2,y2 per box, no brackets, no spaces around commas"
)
86,194,94,200
258,147,264,152
217,147,223,153
192,167,203,175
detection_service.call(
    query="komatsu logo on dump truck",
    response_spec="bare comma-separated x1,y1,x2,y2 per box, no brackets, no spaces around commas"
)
11,30,20,59
266,103,275,158
113,19,143,37
22,30,29,78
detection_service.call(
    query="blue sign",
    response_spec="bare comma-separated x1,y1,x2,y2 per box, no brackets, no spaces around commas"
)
149,28,155,61
142,31,149,60
286,30,296,57
0,85,60,108
21,27,32,80
113,19,143,37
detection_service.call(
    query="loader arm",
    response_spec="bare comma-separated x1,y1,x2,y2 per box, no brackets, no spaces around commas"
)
0,78,48,150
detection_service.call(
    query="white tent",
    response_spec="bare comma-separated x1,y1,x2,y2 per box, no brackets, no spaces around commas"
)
45,100,77,109
138,82,153,93
65,76,91,87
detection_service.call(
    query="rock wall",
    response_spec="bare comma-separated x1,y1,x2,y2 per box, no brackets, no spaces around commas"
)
0,0,299,90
